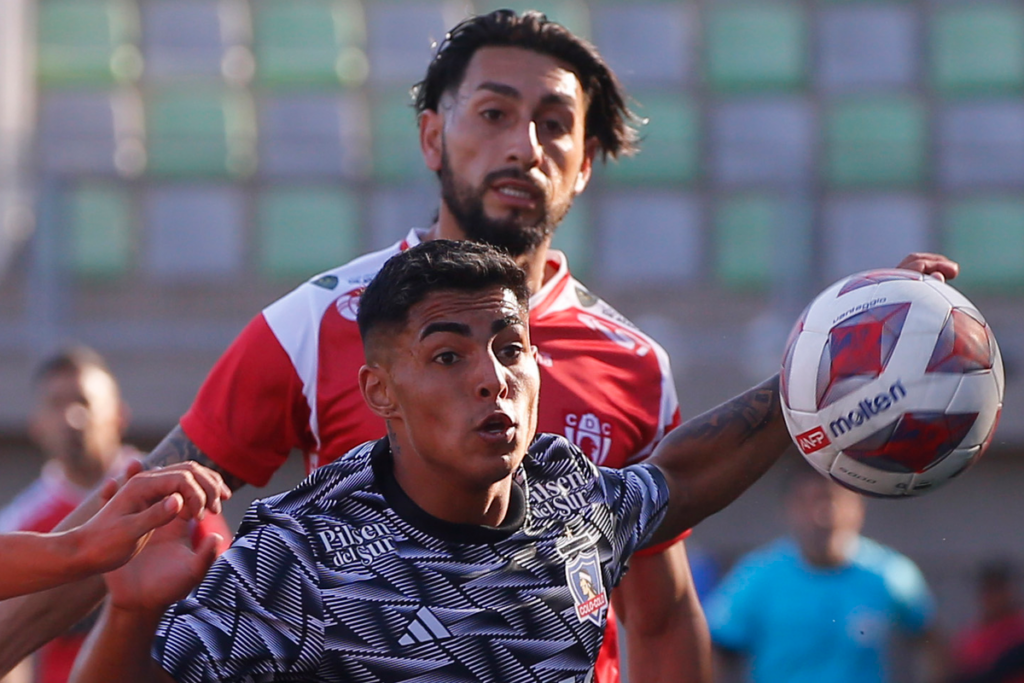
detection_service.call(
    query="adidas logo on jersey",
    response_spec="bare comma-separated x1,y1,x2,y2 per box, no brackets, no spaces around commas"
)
398,607,452,646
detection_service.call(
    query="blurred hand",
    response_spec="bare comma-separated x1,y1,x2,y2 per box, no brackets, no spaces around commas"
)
104,517,222,614
896,252,960,282
71,461,231,576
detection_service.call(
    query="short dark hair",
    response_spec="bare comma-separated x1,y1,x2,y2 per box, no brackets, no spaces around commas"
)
358,240,530,346
32,345,114,387
32,348,116,395
413,9,638,160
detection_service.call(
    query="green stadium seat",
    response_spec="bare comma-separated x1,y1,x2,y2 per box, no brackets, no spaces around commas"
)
146,90,257,177
253,0,368,88
605,93,698,185
258,187,360,279
474,0,590,38
37,0,142,85
66,184,132,278
943,198,1024,290
714,195,780,288
371,90,430,182
705,5,806,91
825,97,926,187
931,6,1024,94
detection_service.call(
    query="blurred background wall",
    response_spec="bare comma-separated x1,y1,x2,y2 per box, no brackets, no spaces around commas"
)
0,0,1022,634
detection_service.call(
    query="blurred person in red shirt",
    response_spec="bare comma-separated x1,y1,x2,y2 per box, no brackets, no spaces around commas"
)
951,559,1024,683
0,347,231,683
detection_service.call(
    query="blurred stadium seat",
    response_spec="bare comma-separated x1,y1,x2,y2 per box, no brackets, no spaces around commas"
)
714,194,781,289
931,6,1024,94
824,97,927,187
253,0,367,88
65,184,133,278
259,93,370,179
146,89,256,177
257,186,360,279
143,185,245,281
36,0,142,85
711,97,814,188
705,4,806,92
943,199,1024,290
605,93,699,185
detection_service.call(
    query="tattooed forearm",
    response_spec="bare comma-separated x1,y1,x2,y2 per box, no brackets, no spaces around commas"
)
143,424,247,491
672,375,782,446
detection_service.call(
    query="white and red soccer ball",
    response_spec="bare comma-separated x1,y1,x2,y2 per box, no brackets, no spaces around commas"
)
781,269,1004,498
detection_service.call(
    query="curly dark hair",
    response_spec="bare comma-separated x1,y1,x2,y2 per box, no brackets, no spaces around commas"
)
412,9,638,160
358,239,530,345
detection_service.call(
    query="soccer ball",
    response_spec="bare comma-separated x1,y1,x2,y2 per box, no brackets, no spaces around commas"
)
780,269,1004,497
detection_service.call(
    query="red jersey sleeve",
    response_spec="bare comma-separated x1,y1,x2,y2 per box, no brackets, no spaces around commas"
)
181,314,314,487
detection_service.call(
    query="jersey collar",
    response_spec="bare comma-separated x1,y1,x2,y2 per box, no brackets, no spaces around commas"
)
398,230,571,319
371,438,526,544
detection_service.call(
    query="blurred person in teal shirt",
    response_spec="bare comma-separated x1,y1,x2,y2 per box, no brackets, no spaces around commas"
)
706,459,944,683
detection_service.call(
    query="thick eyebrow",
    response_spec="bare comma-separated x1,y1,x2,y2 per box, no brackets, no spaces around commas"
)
420,321,471,340
419,316,525,341
477,81,521,99
476,82,577,110
493,316,525,335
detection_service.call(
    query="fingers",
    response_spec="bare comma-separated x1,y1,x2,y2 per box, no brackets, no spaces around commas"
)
126,493,182,541
123,458,145,480
98,478,120,505
896,252,960,282
111,462,230,522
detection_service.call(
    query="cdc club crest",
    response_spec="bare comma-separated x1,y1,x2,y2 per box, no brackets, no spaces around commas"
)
335,287,365,322
565,413,612,465
565,548,607,626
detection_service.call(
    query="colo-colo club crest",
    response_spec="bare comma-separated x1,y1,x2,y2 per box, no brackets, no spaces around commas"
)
558,522,608,626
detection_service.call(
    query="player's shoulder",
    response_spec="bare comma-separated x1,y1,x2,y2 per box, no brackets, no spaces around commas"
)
527,433,601,478
733,537,802,579
563,276,657,336
537,272,671,360
250,441,378,521
262,238,406,319
852,536,923,579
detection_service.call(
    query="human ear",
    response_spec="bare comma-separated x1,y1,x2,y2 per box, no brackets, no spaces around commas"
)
420,109,444,173
359,364,398,419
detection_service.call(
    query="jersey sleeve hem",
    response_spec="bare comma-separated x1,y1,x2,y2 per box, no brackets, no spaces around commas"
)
180,409,280,488
633,528,692,557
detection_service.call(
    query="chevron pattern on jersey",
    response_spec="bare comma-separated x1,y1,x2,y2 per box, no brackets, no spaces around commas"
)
154,435,669,682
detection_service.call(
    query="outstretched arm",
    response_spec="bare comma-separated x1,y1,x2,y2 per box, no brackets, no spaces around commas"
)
0,439,232,676
648,375,790,543
615,541,712,683
647,252,960,542
0,461,229,600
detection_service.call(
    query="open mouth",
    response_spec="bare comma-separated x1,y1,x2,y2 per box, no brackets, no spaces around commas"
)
477,412,516,441
492,180,541,206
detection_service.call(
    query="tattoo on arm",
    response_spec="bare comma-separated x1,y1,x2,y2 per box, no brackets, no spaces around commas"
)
674,375,782,446
143,425,248,491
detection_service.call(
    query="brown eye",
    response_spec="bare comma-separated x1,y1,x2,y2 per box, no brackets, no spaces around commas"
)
434,351,458,366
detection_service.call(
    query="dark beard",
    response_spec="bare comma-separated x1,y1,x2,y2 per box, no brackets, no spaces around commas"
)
439,148,573,258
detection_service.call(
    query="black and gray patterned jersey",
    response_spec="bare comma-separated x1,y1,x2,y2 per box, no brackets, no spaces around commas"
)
152,433,670,683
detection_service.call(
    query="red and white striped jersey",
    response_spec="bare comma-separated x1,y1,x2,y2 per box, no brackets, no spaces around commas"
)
182,228,681,487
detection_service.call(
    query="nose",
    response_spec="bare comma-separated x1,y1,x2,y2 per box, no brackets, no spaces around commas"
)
477,353,510,400
64,404,90,431
506,119,542,169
